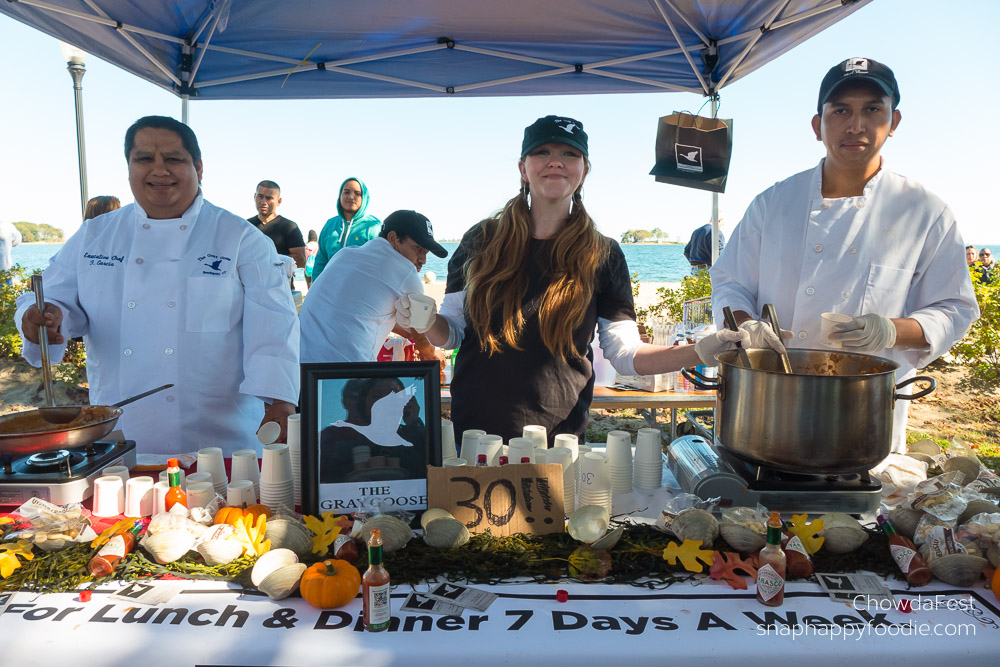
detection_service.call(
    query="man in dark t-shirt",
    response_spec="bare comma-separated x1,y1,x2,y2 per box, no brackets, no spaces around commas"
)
248,180,306,269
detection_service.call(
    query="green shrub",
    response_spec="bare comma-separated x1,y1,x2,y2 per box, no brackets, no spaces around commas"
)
632,270,712,331
0,266,32,358
951,267,1000,380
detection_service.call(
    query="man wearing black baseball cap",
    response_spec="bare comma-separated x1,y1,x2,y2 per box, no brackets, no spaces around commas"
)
299,209,448,363
712,57,978,455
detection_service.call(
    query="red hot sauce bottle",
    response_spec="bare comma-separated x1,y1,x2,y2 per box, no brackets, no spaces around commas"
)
363,528,391,631
756,511,786,607
877,515,932,587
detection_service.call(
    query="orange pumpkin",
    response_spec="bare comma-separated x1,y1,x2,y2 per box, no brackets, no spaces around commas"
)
214,503,272,526
991,564,999,603
300,559,361,609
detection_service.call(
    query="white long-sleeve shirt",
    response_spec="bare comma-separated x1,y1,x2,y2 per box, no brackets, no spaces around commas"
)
15,194,300,456
0,220,22,271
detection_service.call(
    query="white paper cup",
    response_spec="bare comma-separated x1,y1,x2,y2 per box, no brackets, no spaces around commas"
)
547,446,574,471
286,414,301,452
407,292,437,331
256,421,281,445
158,468,186,490
228,480,257,507
152,481,170,516
580,452,610,493
101,465,130,485
442,457,467,467
459,429,486,465
261,443,293,484
635,429,662,462
231,450,261,487
507,437,535,464
441,419,457,460
534,447,548,464
124,476,155,518
605,431,633,467
92,475,125,517
523,425,548,449
554,434,579,460
185,471,213,487
186,481,216,509
197,447,228,489
820,312,854,348
478,434,504,466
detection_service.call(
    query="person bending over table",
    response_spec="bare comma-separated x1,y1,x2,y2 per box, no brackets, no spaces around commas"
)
711,58,978,454
395,115,781,444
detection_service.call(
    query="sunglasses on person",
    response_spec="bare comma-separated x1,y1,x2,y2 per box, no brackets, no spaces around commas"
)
981,251,992,258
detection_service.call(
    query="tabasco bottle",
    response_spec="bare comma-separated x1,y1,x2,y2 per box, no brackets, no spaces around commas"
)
88,520,143,577
164,458,187,511
756,511,786,606
877,515,932,587
363,528,391,631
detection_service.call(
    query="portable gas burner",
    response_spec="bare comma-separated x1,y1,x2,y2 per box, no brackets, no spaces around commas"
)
0,439,136,506
667,434,882,514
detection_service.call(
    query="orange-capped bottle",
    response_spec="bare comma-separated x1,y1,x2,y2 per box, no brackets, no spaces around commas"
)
756,511,786,606
362,528,391,631
164,458,187,511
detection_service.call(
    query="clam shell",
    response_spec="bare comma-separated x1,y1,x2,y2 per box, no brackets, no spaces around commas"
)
943,456,983,486
142,529,196,564
908,439,942,456
196,539,243,566
567,505,610,543
928,553,987,587
258,562,307,600
590,525,624,551
907,452,936,465
888,507,924,540
264,519,313,558
251,548,299,587
957,499,1000,526
423,517,470,549
420,508,456,531
818,513,868,554
669,509,719,545
988,543,1000,568
361,516,412,554
720,524,766,553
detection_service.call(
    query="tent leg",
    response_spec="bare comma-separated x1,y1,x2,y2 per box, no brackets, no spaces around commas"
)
710,94,720,266
181,95,189,125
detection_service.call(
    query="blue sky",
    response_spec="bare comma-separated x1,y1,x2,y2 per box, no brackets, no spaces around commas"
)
1,1,998,244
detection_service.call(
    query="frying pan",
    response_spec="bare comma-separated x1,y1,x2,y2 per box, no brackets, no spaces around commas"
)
0,384,172,456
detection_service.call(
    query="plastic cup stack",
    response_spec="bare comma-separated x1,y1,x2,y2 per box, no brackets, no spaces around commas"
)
231,450,261,500
260,443,294,510
478,434,504,466
523,425,548,449
92,475,125,518
633,428,664,489
577,452,612,513
186,481,216,509
152,481,170,516
124,476,155,518
605,430,634,493
507,437,535,464
442,457,467,467
185,472,213,488
197,447,229,497
459,429,486,466
547,446,575,515
228,479,257,507
101,465,130,485
441,419,457,460
287,414,302,506
577,444,592,487
533,447,548,464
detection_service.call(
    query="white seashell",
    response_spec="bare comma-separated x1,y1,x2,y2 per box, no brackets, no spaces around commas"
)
669,509,719,545
943,456,983,487
142,529,196,564
567,505,610,543
818,513,868,554
908,439,942,456
251,548,299,587
590,525,624,551
988,543,1000,568
420,508,456,531
258,562,307,600
928,553,988,587
361,516,412,554
887,507,924,540
423,517,470,549
957,499,1000,526
907,452,935,465
196,539,243,566
264,519,313,558
720,523,766,553
148,512,208,538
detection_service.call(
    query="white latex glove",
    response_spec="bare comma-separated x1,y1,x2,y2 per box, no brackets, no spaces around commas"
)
738,320,789,353
694,329,750,366
394,294,437,334
830,313,896,352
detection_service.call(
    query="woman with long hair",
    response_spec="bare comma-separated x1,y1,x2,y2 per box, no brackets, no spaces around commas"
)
397,116,777,442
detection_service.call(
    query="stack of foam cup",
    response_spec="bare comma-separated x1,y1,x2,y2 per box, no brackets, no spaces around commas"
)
478,434,504,466
186,481,216,509
185,472,213,489
102,465,130,485
286,414,302,506
459,429,486,466
553,434,579,495
260,443,294,510
577,444,592,487
577,452,612,513
124,476,155,518
228,479,257,506
523,425,548,449
231,450,261,500
158,468,186,490
547,446,575,515
533,448,548,464
633,428,664,489
92,475,125,517
507,437,535,464
152,481,170,516
197,447,229,497
605,430,634,493
441,419,457,460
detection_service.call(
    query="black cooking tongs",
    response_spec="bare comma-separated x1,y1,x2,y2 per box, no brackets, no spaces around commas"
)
722,306,752,369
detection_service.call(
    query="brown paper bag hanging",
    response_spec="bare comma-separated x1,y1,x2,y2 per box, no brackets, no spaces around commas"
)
648,111,734,194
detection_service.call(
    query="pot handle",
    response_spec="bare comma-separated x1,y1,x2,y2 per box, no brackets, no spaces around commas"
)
681,366,720,391
894,375,937,401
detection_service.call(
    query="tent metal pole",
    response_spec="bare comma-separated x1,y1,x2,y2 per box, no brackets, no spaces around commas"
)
715,0,792,90
79,0,180,86
711,95,720,267
181,95,189,125
651,0,710,95
21,0,184,43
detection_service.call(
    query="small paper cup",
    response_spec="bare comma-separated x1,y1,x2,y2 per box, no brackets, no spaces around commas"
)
407,293,437,331
820,312,854,348
124,476,155,518
92,475,125,518
227,479,257,507
523,425,548,449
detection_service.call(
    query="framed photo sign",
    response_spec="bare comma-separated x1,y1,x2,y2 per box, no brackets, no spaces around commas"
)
300,361,442,515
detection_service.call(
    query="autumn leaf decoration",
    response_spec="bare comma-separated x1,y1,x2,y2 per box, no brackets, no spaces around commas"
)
233,514,271,556
787,514,825,554
710,551,758,590
0,540,35,578
662,539,715,573
568,545,612,580
303,512,345,555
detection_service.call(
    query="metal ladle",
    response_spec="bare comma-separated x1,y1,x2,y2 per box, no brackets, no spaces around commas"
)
722,305,752,369
31,274,59,414
762,303,793,374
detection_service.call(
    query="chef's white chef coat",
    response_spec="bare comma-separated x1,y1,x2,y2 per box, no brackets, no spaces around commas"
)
299,237,423,363
711,161,978,453
15,194,300,456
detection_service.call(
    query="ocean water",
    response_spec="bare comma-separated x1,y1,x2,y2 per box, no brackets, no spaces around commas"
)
11,241,694,283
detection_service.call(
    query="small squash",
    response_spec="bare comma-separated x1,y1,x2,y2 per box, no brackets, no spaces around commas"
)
215,503,272,526
300,559,361,609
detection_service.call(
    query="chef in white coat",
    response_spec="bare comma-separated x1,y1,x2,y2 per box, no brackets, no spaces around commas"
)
711,58,978,454
17,116,299,456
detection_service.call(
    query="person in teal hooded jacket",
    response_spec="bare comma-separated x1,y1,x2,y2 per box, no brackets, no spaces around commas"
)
312,177,382,279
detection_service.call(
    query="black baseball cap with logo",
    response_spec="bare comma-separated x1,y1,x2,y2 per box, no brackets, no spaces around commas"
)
521,115,589,157
382,210,447,258
817,57,900,114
